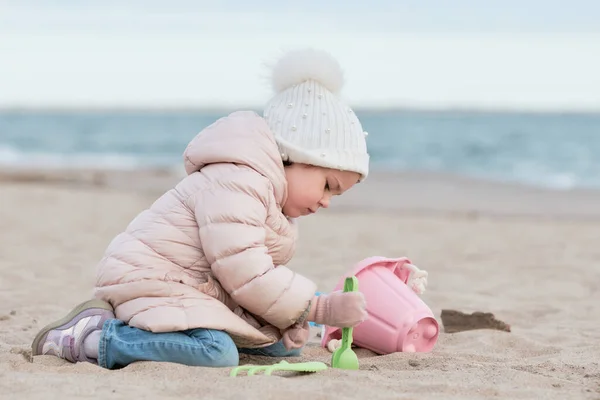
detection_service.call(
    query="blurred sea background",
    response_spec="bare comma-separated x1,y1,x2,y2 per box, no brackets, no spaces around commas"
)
1,110,600,190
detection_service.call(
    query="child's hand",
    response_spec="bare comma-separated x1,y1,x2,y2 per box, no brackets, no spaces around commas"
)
281,320,310,350
308,291,367,328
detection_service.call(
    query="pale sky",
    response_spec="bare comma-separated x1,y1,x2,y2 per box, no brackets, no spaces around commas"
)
1,0,600,110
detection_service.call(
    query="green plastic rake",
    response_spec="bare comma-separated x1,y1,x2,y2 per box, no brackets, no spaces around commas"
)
230,360,328,377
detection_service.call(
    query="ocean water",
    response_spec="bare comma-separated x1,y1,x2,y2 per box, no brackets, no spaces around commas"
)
1,110,600,190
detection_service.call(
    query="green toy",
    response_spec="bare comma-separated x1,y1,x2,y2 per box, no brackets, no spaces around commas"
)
230,276,360,376
331,276,360,370
230,360,328,377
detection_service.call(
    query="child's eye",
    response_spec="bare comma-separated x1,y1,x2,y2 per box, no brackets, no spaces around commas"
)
325,182,330,191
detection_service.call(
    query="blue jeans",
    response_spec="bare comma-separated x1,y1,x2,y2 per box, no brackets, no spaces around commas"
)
97,319,302,369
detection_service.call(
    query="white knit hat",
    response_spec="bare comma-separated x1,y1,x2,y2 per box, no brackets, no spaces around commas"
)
263,48,370,181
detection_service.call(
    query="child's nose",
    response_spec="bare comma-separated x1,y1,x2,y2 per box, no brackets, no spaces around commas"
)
319,195,331,208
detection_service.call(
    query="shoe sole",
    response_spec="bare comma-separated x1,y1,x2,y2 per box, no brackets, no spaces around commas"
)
31,299,113,356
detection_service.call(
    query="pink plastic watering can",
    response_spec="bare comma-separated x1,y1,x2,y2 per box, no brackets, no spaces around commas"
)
321,256,439,355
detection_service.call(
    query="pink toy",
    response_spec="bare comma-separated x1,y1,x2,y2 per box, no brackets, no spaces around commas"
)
321,256,439,355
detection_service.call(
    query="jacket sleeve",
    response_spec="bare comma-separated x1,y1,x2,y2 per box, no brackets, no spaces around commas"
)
192,170,317,330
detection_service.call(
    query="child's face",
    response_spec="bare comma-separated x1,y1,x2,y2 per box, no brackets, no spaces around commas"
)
282,163,361,218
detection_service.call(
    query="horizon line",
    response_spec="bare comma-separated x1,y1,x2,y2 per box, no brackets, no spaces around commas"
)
1,104,599,115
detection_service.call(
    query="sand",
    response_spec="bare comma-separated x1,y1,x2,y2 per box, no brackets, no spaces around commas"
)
1,169,599,400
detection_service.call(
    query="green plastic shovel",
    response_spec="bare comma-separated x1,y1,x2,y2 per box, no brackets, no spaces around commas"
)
331,276,360,370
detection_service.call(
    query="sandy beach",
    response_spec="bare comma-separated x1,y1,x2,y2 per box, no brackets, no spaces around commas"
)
1,169,599,400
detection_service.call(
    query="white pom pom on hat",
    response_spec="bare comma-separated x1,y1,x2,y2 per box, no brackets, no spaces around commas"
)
262,48,370,181
270,48,345,96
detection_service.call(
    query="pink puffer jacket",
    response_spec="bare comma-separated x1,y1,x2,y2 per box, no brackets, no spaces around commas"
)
93,111,317,348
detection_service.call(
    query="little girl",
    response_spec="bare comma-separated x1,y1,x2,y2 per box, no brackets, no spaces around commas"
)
32,48,370,369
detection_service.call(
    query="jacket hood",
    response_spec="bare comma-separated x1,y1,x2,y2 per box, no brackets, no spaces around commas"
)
183,111,287,206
